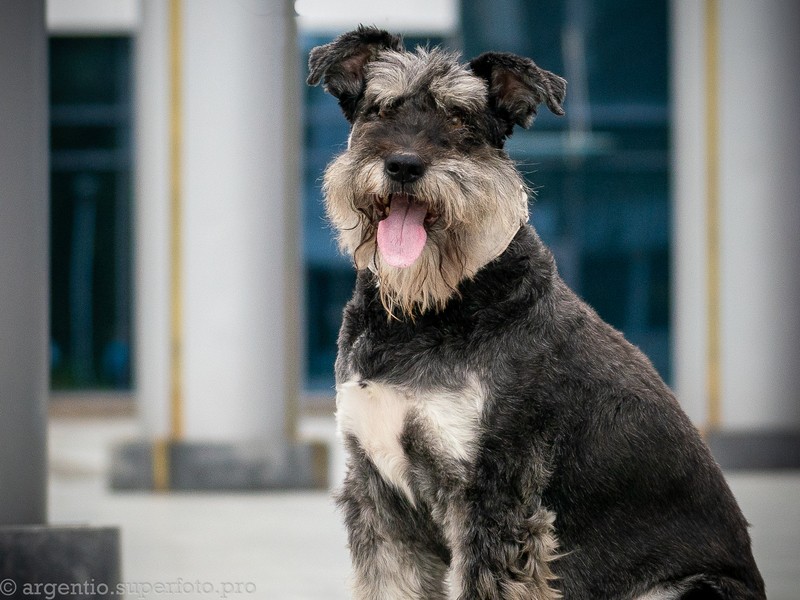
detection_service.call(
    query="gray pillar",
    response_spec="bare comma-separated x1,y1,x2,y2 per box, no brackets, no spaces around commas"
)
0,3,122,591
0,0,48,526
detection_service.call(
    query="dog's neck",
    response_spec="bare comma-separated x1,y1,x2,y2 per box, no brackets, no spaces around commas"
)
466,218,526,277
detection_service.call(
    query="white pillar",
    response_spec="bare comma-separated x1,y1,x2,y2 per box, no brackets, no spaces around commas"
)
135,0,301,449
0,0,48,525
135,0,172,439
671,0,800,430
182,0,300,444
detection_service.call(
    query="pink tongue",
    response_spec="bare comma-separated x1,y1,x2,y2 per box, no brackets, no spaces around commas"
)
377,196,428,268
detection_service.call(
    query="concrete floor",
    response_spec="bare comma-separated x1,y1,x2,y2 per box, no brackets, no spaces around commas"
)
48,418,799,599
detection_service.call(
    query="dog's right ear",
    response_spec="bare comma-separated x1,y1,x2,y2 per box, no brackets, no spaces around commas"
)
469,52,566,136
307,26,403,122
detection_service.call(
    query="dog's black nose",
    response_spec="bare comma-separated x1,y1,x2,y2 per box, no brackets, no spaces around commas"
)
385,153,426,184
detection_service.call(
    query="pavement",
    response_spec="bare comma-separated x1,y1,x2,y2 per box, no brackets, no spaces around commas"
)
47,418,800,600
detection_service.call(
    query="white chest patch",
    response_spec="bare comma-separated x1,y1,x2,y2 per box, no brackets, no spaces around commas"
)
336,377,485,502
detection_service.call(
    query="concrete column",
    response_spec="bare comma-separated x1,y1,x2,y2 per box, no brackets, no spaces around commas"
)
715,1,800,429
672,0,713,426
671,1,800,456
181,0,299,445
0,0,49,526
0,5,122,589
123,0,316,489
135,0,172,440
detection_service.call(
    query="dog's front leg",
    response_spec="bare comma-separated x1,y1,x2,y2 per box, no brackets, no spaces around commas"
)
336,441,449,600
446,484,560,600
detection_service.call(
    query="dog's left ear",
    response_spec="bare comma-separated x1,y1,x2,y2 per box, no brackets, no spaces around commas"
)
307,26,403,122
469,52,566,132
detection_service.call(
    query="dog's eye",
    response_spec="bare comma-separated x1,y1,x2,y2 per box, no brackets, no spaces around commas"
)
448,110,466,128
367,104,392,120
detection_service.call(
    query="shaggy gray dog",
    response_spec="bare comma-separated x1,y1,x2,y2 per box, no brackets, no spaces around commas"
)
308,26,765,600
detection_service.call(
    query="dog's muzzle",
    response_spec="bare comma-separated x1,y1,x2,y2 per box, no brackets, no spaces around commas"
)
368,153,438,269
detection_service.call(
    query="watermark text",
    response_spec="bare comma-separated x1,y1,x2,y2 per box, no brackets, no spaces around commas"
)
0,577,257,599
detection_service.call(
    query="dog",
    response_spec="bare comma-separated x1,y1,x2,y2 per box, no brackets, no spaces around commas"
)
307,26,765,600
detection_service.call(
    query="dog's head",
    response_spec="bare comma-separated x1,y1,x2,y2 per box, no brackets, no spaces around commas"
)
308,26,566,316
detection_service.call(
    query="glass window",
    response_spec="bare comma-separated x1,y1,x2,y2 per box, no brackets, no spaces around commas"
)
49,37,133,390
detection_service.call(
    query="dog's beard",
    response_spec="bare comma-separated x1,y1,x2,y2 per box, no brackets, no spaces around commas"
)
324,152,528,317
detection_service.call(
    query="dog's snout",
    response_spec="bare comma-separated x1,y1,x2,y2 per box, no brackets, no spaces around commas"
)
385,154,426,184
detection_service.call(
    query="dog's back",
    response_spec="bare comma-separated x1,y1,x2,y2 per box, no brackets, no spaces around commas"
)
505,231,765,599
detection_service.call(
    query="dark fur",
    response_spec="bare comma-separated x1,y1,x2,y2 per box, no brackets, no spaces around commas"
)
309,27,765,600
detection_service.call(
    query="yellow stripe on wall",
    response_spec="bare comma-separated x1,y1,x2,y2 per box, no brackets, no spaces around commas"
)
704,0,722,430
154,0,185,491
168,0,185,442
